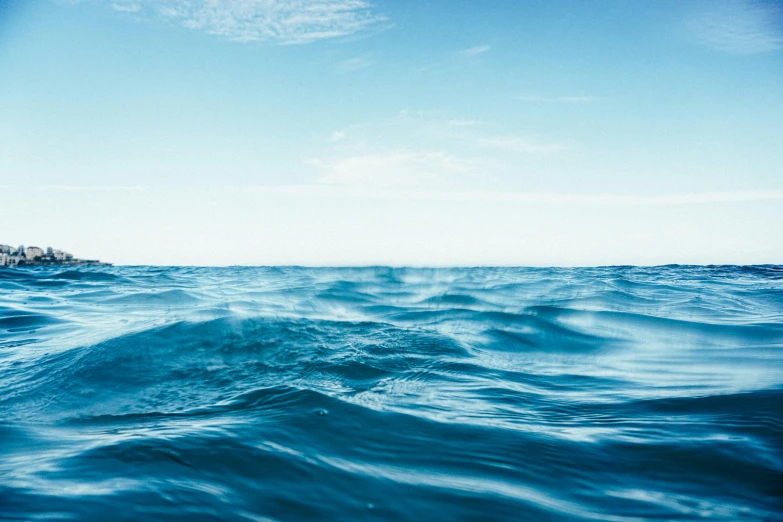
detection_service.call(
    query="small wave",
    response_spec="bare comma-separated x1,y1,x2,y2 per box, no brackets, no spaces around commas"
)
51,270,121,281
0,308,64,332
104,289,202,305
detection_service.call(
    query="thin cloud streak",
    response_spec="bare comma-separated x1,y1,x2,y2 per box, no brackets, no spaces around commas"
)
336,56,374,71
111,3,141,12
240,186,783,205
456,45,491,58
104,0,389,44
516,95,594,103
1,185,149,192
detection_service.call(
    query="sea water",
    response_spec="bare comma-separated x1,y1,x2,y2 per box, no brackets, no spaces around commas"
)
1,266,781,520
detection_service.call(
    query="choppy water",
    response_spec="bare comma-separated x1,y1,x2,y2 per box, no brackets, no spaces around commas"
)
1,266,782,521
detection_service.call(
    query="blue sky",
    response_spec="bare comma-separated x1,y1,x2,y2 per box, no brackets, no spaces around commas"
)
1,0,781,265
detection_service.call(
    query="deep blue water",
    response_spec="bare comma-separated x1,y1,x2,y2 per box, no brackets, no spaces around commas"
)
1,266,782,521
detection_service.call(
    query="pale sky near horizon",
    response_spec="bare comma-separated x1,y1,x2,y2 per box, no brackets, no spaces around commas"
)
1,0,782,265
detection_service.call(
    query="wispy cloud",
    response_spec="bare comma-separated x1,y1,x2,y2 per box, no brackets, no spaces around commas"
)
111,3,141,13
105,0,388,44
312,111,567,190
516,95,593,103
336,56,374,71
456,45,491,58
686,0,783,54
309,150,471,188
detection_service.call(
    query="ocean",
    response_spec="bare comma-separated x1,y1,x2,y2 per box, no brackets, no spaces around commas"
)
1,266,781,521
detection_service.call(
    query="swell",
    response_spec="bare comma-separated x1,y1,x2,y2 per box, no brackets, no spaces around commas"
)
4,384,781,521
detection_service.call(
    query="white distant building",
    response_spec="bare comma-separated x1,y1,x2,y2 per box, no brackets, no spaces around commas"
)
0,252,18,266
26,246,45,260
53,250,73,262
0,244,11,254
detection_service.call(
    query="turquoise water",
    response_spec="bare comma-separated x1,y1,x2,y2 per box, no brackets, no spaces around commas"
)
1,266,782,520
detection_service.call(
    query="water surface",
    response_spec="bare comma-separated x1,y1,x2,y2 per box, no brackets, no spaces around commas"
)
1,266,782,520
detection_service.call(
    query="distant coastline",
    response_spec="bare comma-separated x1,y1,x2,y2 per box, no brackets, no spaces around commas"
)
0,244,110,267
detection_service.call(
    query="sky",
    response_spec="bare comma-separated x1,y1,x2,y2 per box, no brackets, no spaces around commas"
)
0,0,781,266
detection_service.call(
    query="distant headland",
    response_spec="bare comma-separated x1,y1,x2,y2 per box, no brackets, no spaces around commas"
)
0,244,110,267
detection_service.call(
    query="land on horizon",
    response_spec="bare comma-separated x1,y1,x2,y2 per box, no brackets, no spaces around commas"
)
0,244,110,267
